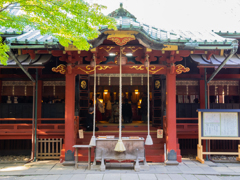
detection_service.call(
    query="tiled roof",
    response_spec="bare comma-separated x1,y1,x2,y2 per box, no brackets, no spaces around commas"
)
5,30,58,46
191,54,240,67
100,17,235,47
1,3,238,50
0,4,32,36
0,54,52,66
215,31,240,39
0,26,32,37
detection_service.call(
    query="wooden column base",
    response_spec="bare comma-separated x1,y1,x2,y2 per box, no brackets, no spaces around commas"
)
237,145,240,162
196,144,204,164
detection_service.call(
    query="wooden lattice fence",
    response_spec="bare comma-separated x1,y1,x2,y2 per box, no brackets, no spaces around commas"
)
37,138,62,159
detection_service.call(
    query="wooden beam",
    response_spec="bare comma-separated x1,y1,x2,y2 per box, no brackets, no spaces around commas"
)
0,74,65,79
75,64,167,75
37,80,43,124
0,70,1,102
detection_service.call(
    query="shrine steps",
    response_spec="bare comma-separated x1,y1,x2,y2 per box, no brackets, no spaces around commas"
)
93,123,158,131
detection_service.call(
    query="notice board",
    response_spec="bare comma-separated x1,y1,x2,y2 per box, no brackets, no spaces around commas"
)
202,111,239,137
196,109,240,164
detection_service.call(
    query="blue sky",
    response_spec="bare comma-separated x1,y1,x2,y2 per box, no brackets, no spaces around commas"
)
87,0,240,32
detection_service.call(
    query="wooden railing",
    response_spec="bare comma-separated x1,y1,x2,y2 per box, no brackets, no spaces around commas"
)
0,118,65,121
163,116,198,139
177,118,198,139
0,118,65,139
0,117,198,139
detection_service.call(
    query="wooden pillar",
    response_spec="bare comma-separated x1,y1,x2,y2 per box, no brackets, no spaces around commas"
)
166,69,177,163
37,80,42,124
64,71,76,161
0,80,2,103
199,68,205,109
0,69,2,103
200,80,205,109
199,68,207,159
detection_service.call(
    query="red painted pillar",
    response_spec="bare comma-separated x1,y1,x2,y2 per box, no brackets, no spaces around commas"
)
64,71,76,161
37,80,42,124
166,69,178,163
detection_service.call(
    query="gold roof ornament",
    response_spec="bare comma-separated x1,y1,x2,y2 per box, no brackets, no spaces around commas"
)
108,3,137,20
52,64,66,74
175,64,190,74
104,31,138,46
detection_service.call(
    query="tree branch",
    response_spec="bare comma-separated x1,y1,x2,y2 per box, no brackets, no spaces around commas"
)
0,2,16,13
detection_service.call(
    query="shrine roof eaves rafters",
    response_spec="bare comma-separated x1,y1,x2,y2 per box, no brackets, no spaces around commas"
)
191,53,240,68
0,54,52,68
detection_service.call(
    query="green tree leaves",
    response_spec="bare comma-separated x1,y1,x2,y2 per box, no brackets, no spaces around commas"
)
0,0,116,65
0,37,9,65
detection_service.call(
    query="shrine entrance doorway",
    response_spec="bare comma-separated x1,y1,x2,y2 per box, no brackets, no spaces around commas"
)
77,71,166,129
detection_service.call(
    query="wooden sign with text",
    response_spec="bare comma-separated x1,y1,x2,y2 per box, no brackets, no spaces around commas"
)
79,129,84,139
157,129,163,138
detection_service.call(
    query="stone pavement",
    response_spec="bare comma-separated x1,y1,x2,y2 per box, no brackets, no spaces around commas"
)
1,159,240,180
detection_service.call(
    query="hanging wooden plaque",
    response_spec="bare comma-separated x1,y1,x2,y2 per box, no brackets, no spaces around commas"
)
79,129,84,139
157,129,163,138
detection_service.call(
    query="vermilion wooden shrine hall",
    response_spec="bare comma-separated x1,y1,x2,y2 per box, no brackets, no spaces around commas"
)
1,4,240,164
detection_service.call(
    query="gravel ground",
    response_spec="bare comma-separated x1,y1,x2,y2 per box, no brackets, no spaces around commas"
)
182,154,238,161
0,155,30,162
211,155,237,160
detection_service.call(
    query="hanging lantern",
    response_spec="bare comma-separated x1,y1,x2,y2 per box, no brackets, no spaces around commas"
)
104,89,108,95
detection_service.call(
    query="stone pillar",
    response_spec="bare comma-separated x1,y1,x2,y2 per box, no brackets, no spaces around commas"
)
166,69,178,164
64,71,76,162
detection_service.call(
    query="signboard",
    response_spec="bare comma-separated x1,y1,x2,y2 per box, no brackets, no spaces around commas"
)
202,112,239,137
79,129,84,139
157,129,163,138
196,109,240,164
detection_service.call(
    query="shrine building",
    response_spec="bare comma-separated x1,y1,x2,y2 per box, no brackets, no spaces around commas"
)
0,4,240,164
